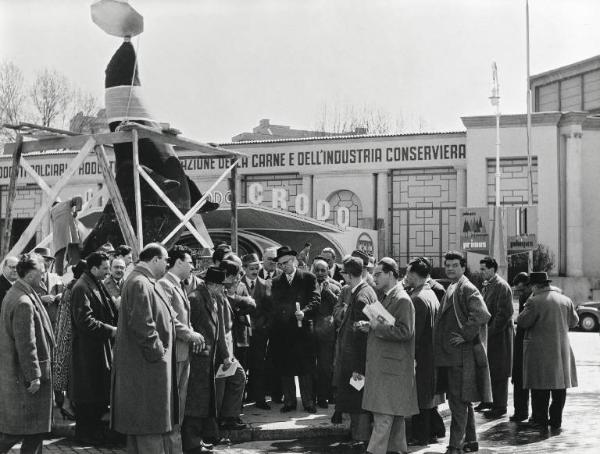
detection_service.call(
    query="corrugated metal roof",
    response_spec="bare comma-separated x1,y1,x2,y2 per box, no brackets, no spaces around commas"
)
219,130,466,146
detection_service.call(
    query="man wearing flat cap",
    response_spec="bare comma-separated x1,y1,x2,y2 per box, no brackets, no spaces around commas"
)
242,253,273,409
516,272,578,431
270,245,320,413
32,247,64,329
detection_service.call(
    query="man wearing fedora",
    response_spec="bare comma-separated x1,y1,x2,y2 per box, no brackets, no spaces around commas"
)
270,245,320,413
242,253,273,409
516,272,579,431
32,247,64,330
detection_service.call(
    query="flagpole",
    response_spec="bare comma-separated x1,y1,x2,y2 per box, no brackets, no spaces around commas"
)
526,0,534,272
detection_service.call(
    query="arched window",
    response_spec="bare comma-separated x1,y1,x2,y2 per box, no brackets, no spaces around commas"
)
327,190,363,227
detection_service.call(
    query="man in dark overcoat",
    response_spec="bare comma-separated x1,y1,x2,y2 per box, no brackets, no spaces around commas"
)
433,251,492,454
517,272,579,431
110,243,179,454
510,272,532,422
71,251,117,443
242,253,273,409
270,246,320,413
478,256,514,419
334,257,377,445
312,258,342,409
0,253,55,453
183,268,229,453
405,257,440,445
0,256,18,310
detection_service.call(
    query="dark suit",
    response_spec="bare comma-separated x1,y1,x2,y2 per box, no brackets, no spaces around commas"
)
183,283,228,451
243,276,273,403
270,268,320,408
70,272,117,439
512,288,532,419
329,263,345,285
227,282,256,371
258,268,281,281
315,277,341,403
0,274,13,311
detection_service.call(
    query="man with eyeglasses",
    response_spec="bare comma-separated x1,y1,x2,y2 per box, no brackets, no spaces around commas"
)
0,256,18,311
270,246,320,413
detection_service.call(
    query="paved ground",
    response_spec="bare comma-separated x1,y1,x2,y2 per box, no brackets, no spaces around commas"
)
10,330,600,453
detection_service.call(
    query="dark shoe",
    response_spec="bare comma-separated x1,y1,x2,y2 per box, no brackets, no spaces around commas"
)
444,447,462,454
189,447,213,454
317,399,329,409
483,408,507,419
474,402,492,412
331,410,343,424
219,418,247,430
271,395,283,404
463,441,479,452
280,405,297,413
199,440,214,450
523,420,548,431
255,401,271,410
304,405,317,414
407,438,428,446
509,414,528,422
204,437,230,445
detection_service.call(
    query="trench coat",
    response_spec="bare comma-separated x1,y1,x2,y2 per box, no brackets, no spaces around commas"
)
482,274,514,379
186,283,228,418
269,268,320,376
0,279,55,434
517,287,578,389
71,272,117,404
433,275,492,403
362,284,419,417
410,282,440,409
110,263,179,435
335,281,378,413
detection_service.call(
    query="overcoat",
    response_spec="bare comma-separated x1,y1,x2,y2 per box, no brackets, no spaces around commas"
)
482,274,514,379
410,282,439,409
158,272,197,363
0,279,55,434
0,273,13,311
335,281,378,413
71,272,117,404
315,277,342,345
34,271,64,329
362,284,419,416
186,283,228,418
433,275,492,403
227,282,256,349
242,276,273,331
517,287,578,389
110,263,179,435
269,268,320,375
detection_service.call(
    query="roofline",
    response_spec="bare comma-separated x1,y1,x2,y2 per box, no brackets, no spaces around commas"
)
530,55,600,86
219,130,466,147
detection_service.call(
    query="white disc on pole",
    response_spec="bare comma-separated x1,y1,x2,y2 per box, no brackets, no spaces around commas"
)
91,0,143,38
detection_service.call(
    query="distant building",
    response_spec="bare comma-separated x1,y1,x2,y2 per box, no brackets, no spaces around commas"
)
231,118,367,142
69,109,109,134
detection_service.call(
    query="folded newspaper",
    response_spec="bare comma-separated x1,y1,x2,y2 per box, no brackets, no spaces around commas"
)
362,301,395,325
216,359,237,378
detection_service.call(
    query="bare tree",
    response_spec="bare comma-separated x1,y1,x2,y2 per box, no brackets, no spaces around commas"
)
0,61,27,141
30,68,71,128
315,101,431,135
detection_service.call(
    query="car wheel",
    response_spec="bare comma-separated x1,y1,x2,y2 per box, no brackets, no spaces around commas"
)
580,314,599,332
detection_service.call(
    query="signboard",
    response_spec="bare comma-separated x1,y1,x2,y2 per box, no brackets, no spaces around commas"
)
508,234,537,252
459,208,490,253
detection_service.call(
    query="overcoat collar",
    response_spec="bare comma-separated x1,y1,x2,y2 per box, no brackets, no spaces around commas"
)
381,284,402,310
134,264,176,319
81,272,116,320
440,274,468,315
164,271,190,311
14,279,55,346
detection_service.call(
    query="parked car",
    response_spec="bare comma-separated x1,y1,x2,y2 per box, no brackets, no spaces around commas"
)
576,301,600,332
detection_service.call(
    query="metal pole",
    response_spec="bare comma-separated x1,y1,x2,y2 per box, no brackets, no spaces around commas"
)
230,164,238,254
131,128,144,250
526,0,534,205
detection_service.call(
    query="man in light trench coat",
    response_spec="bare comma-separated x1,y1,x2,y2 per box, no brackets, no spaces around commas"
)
360,257,419,454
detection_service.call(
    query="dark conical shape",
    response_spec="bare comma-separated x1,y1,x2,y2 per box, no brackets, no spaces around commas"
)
105,41,140,88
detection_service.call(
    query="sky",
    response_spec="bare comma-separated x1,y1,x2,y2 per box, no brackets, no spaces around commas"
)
2,0,600,142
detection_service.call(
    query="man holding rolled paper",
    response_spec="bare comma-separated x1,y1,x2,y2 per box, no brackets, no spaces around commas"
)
270,246,320,413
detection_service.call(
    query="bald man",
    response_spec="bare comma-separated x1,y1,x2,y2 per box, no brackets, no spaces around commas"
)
0,256,19,311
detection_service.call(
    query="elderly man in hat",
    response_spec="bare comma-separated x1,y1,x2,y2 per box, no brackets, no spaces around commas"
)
270,245,320,413
183,267,229,453
517,272,578,431
0,253,55,453
242,253,273,409
258,247,280,281
32,247,64,330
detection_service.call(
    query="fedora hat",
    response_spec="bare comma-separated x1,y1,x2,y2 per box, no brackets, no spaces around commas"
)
276,246,297,261
241,253,261,266
351,249,369,267
33,247,54,260
528,271,552,285
205,267,226,284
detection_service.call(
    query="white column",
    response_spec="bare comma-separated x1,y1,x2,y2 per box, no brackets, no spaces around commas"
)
376,171,388,256
302,175,313,217
455,166,467,252
564,127,584,277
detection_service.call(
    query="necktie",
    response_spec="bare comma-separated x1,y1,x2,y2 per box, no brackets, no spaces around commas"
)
250,280,255,290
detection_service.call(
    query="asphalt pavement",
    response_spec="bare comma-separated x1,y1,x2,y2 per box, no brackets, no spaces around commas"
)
10,330,600,453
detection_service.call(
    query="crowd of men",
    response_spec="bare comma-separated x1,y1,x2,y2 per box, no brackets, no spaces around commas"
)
0,242,581,454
